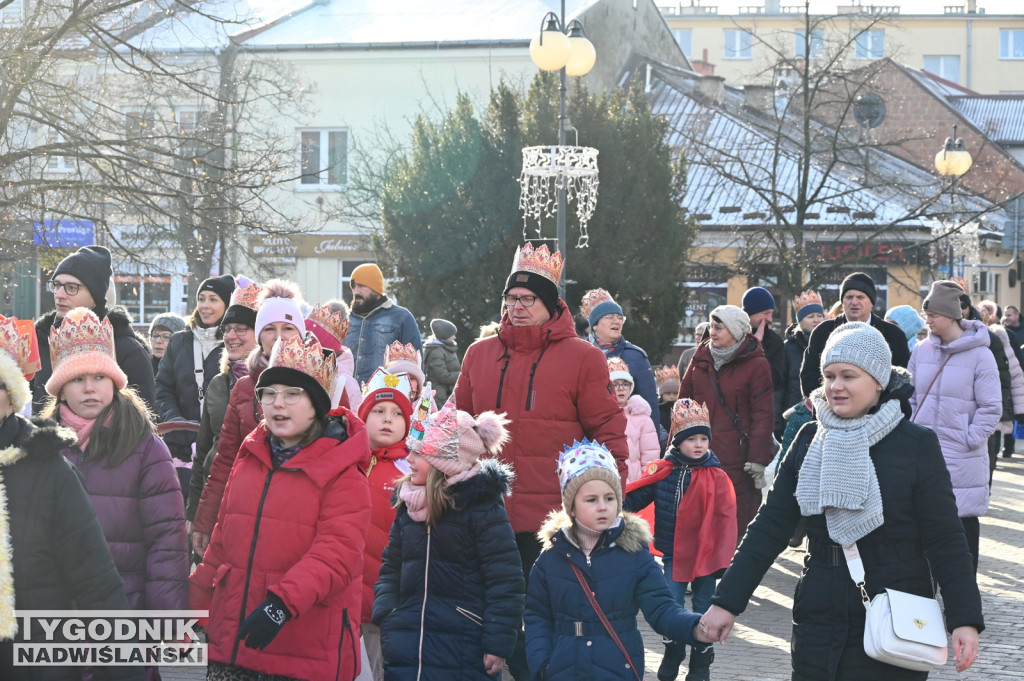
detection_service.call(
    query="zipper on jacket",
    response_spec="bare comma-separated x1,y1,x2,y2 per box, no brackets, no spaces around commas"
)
230,468,275,664
524,337,550,411
335,607,355,681
416,526,432,681
495,359,510,409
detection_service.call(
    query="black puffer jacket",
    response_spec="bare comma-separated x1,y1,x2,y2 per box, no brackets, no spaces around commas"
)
782,323,809,414
0,414,140,681
373,460,525,681
760,327,787,437
800,314,910,398
32,307,155,412
155,326,223,459
711,382,983,681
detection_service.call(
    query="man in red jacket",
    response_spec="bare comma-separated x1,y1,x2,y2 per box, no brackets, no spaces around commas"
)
454,243,629,679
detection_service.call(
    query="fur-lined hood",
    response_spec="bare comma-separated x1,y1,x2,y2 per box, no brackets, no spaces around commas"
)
537,508,652,554
0,415,76,466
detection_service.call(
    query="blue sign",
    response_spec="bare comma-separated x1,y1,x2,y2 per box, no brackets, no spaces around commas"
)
33,220,95,248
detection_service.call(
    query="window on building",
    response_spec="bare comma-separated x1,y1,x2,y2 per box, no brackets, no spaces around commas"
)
124,108,155,139
794,29,824,59
854,29,885,60
1001,29,1024,59
43,129,74,174
175,108,200,133
723,29,752,60
673,28,692,58
0,0,23,23
923,55,961,84
298,129,348,189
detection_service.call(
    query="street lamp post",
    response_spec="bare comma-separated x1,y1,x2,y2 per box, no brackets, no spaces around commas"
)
524,2,598,298
933,124,974,279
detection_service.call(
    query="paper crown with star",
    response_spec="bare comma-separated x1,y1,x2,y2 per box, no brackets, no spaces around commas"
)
670,398,712,445
607,357,633,387
45,307,127,397
556,439,622,513
363,367,413,399
0,315,41,412
384,341,420,369
306,303,351,346
579,288,614,320
655,365,679,387
509,243,564,286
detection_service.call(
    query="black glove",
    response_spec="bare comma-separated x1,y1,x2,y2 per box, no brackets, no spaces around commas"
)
238,592,291,650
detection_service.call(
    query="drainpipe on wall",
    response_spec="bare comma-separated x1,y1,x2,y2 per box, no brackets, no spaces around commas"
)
966,19,973,90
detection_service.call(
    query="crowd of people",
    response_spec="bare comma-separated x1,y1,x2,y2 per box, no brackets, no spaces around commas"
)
0,241,1002,681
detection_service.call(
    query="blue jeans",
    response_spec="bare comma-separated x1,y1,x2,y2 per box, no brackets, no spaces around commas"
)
661,557,716,615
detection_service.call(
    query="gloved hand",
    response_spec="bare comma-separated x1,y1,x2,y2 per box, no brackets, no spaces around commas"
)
744,462,768,489
238,592,292,650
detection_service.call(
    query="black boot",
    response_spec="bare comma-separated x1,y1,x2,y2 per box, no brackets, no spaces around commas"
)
657,639,687,681
685,643,714,681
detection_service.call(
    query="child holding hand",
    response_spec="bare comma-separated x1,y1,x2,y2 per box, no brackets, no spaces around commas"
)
526,440,712,681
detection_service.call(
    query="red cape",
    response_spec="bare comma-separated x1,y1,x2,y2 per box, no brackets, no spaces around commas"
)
672,466,737,583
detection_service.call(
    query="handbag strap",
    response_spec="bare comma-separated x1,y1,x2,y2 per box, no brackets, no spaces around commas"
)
569,562,642,681
910,355,952,422
708,370,751,443
841,543,872,609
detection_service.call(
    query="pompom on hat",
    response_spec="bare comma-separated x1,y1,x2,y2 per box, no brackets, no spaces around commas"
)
45,307,127,397
0,315,41,413
557,439,622,515
410,394,510,477
255,334,336,418
670,399,712,447
820,321,892,389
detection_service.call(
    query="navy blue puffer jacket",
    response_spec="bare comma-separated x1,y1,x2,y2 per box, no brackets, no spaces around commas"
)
373,460,525,681
525,511,700,681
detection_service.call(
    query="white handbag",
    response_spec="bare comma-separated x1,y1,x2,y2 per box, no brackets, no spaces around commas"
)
843,544,949,672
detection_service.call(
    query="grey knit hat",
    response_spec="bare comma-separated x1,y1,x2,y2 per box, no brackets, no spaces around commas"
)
710,305,752,342
430,318,457,340
922,281,964,321
149,312,187,336
821,321,892,389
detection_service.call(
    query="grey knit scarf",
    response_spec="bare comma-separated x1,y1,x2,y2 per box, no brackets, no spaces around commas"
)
794,390,902,546
709,339,744,371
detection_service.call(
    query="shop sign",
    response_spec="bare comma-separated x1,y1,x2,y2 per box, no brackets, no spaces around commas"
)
247,234,373,259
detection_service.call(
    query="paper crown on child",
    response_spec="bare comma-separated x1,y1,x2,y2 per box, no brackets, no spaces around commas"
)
655,365,679,388
557,439,622,514
46,307,127,397
509,243,564,286
607,357,633,387
579,288,614,320
384,341,420,368
358,368,413,441
409,394,460,464
670,398,712,446
0,315,40,412
793,290,825,322
258,334,336,417
305,303,351,353
411,395,511,477
363,367,412,398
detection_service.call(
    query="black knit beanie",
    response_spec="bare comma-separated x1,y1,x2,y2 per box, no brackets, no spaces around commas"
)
256,365,331,420
221,304,258,330
504,271,559,317
840,272,877,305
52,246,112,309
198,274,236,308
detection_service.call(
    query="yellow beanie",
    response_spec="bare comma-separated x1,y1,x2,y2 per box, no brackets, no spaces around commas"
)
350,263,385,295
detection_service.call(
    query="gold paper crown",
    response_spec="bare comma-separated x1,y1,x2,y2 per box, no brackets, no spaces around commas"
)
49,307,116,370
510,243,564,286
411,393,460,461
0,316,37,376
793,290,823,312
307,303,352,344
607,357,630,375
384,341,420,368
655,365,680,386
580,288,614,319
230,283,262,310
267,333,336,397
670,398,711,442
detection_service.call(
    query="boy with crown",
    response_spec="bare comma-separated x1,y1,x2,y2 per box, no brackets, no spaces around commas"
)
624,399,737,681
454,242,629,680
190,333,371,681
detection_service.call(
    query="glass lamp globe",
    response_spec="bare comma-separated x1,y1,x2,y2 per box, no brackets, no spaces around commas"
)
565,35,597,76
530,25,571,71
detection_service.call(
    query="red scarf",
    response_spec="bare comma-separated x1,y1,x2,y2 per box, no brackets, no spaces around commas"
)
671,466,738,583
59,403,101,452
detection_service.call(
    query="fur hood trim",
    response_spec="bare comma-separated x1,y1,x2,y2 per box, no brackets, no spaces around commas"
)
0,416,76,465
0,353,30,414
537,508,652,554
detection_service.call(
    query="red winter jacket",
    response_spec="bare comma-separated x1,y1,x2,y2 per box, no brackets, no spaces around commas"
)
454,300,629,534
361,442,409,624
189,410,371,681
192,370,262,537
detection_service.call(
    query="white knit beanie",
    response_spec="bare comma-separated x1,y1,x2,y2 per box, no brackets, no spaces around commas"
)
710,305,751,342
255,297,305,338
821,321,892,389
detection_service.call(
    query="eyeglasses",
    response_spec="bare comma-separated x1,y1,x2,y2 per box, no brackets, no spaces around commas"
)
503,294,538,308
602,314,626,323
47,280,82,295
149,332,173,342
709,323,727,333
612,380,632,389
255,387,306,405
222,324,252,337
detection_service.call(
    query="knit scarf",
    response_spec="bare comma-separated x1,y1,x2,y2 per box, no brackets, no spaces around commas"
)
573,521,605,556
193,325,220,360
229,358,249,382
794,390,902,546
398,481,428,522
60,403,99,453
709,339,744,371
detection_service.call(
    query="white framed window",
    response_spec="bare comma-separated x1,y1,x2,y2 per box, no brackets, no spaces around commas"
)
175,107,201,133
123,108,155,139
855,29,885,60
1000,29,1024,59
923,55,961,84
0,0,23,23
724,29,752,60
795,29,824,59
673,28,692,58
298,129,348,190
42,129,74,174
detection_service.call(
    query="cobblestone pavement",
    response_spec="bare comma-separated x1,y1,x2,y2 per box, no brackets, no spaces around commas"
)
161,456,1024,681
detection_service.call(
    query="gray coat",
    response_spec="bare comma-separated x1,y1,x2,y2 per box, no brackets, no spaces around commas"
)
423,339,460,404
